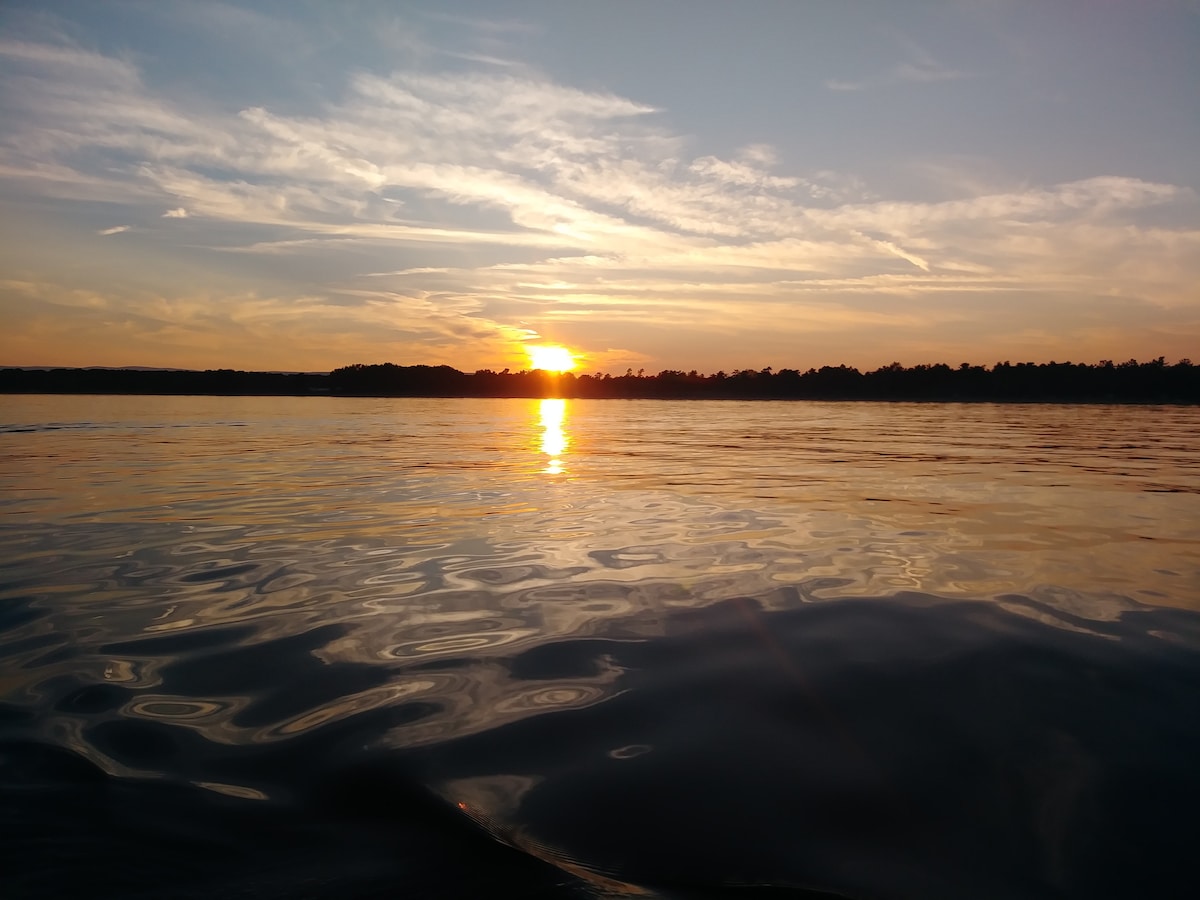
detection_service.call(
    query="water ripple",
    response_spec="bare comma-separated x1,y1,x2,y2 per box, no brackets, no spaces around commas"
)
2,396,1198,898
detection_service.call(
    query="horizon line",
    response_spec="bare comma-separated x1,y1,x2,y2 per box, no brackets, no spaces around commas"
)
2,355,1193,378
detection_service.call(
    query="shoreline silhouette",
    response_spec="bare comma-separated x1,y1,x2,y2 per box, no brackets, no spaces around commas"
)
1,358,1196,403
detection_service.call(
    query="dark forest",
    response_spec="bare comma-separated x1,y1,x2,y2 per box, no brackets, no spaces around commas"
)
3,358,1197,402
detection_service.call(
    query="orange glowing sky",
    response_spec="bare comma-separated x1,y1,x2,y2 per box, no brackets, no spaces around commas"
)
1,1,1198,373
527,345,576,373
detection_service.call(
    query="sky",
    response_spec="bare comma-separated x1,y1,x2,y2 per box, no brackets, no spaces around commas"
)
1,1,1197,374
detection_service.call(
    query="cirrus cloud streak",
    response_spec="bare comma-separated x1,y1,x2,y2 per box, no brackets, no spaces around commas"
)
0,15,1196,372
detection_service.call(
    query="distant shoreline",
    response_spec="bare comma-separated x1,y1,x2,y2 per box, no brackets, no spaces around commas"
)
2,359,1196,404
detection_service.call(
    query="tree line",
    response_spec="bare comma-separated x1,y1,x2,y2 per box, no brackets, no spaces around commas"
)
1,358,1196,402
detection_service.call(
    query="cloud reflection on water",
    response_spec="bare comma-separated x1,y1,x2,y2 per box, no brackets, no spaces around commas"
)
1,396,1199,897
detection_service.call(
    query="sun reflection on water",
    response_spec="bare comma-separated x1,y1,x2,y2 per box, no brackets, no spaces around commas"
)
538,398,568,474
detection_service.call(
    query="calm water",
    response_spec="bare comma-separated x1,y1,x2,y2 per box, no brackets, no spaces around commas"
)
2,395,1198,899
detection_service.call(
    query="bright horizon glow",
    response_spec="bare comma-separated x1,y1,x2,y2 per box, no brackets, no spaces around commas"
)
527,345,577,374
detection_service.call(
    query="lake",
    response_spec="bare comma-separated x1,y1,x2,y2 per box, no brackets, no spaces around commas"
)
2,394,1198,899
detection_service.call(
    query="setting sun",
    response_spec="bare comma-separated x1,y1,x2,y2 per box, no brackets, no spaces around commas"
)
526,344,576,373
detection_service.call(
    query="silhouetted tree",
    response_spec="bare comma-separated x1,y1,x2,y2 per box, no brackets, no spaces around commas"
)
3,358,1197,402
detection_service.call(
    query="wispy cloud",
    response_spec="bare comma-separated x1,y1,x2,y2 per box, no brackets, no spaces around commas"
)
894,61,969,84
0,15,1195,371
440,50,523,68
826,37,971,92
417,11,542,36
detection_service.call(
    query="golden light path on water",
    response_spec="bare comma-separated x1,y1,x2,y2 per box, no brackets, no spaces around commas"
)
0,395,1198,900
539,398,568,475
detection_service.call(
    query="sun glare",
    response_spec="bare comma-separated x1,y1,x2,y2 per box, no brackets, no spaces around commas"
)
527,344,576,373
539,398,567,474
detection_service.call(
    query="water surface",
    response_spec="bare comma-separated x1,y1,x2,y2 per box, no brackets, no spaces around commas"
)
2,395,1198,898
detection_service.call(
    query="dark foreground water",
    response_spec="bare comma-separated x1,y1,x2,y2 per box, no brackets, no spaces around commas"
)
2,396,1198,898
